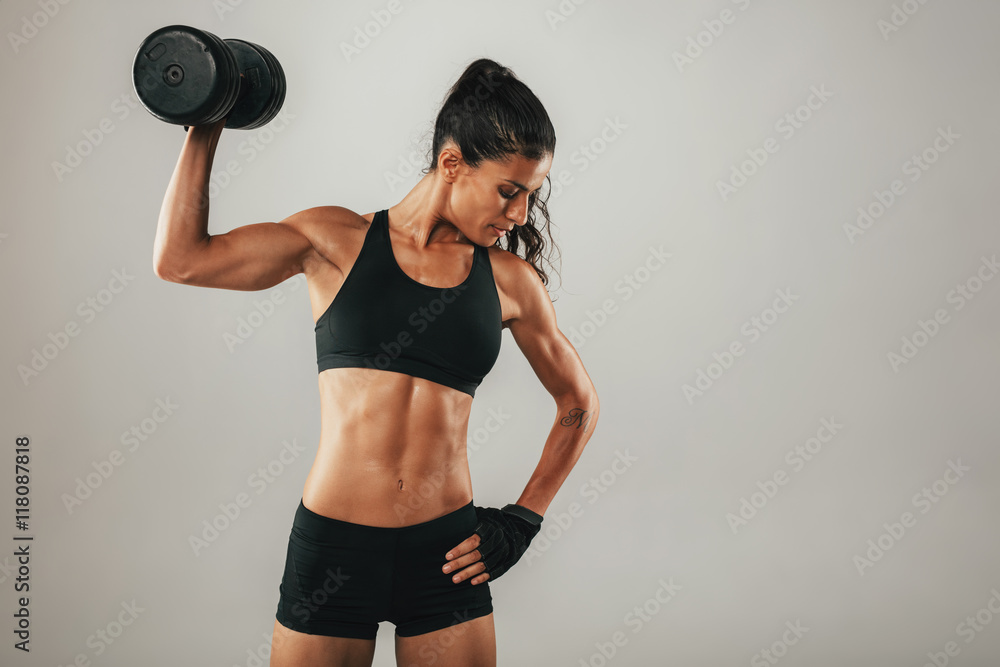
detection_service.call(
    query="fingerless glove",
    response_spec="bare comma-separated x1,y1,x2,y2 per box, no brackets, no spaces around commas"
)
472,503,543,581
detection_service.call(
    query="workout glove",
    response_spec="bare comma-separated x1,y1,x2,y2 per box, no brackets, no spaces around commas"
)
472,503,543,581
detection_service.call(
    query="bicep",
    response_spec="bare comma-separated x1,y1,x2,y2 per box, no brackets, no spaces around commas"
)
181,220,311,291
507,262,596,400
174,206,343,291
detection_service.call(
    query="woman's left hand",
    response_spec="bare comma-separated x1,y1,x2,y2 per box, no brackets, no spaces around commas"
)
442,533,490,585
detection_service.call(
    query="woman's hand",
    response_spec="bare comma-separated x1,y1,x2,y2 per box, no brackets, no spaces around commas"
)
442,533,490,585
442,504,544,585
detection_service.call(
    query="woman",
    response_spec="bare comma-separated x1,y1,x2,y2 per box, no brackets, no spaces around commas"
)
153,58,600,667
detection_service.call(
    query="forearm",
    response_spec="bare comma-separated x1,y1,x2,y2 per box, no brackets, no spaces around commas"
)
152,119,226,279
513,393,600,517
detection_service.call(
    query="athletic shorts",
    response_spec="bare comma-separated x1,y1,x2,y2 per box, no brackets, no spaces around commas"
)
275,498,493,639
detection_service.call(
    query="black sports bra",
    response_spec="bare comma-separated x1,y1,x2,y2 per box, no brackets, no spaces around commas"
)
315,209,503,397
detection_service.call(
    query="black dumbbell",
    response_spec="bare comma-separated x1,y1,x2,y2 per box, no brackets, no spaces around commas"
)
132,25,286,130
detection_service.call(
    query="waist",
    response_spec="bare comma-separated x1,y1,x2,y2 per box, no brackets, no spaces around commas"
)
306,369,475,526
293,497,477,539
302,457,474,527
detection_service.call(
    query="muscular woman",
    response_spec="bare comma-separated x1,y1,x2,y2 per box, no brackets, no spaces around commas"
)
153,58,600,667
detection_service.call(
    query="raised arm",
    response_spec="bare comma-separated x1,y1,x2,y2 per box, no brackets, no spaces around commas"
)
152,118,313,290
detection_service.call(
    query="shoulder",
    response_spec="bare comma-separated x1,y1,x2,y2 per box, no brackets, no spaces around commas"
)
278,205,369,238
487,244,533,280
277,206,371,268
487,245,552,326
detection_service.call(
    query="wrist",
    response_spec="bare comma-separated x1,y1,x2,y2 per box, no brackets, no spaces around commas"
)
501,503,543,526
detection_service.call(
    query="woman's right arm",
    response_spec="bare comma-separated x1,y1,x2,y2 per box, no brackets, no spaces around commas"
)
152,118,315,291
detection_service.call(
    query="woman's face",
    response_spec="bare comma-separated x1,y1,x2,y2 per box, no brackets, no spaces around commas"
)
447,151,553,246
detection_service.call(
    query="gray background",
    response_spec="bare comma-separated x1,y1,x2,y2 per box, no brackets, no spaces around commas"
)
2,0,999,665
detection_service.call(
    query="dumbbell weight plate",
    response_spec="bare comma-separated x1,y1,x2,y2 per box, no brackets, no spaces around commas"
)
255,43,286,127
223,39,286,130
132,25,239,127
200,29,241,125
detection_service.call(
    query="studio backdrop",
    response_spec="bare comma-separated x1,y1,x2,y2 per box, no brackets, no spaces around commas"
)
2,0,999,665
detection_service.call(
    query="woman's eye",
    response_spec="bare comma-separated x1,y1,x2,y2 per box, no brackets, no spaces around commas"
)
500,189,516,199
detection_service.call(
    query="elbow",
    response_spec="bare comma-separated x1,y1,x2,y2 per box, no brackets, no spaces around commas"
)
153,238,208,284
152,260,175,283
555,386,599,411
153,254,193,284
576,379,600,405
153,234,211,284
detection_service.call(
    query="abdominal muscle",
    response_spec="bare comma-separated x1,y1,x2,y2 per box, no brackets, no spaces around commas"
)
300,366,476,528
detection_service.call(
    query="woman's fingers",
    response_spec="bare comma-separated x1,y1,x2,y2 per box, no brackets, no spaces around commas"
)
447,557,489,584
442,533,490,584
444,532,481,563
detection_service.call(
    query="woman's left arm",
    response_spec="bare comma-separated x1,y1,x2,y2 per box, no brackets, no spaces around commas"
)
443,256,600,585
504,258,601,517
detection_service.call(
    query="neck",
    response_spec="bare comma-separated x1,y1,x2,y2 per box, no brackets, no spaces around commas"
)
389,171,467,250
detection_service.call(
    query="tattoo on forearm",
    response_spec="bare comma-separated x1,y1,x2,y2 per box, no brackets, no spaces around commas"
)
560,407,593,433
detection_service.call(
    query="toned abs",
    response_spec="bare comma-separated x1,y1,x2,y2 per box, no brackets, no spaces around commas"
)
300,209,513,527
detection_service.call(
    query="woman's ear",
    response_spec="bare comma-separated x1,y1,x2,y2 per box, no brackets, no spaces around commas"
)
437,146,465,184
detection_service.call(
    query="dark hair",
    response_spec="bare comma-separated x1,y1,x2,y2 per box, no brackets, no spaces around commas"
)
423,58,560,291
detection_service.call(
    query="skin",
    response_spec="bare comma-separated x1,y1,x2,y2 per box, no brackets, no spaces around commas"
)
154,117,600,667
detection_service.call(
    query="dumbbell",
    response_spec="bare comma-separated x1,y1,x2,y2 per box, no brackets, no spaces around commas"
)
132,25,286,130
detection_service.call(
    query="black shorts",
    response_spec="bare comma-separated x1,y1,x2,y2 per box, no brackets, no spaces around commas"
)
275,498,493,639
